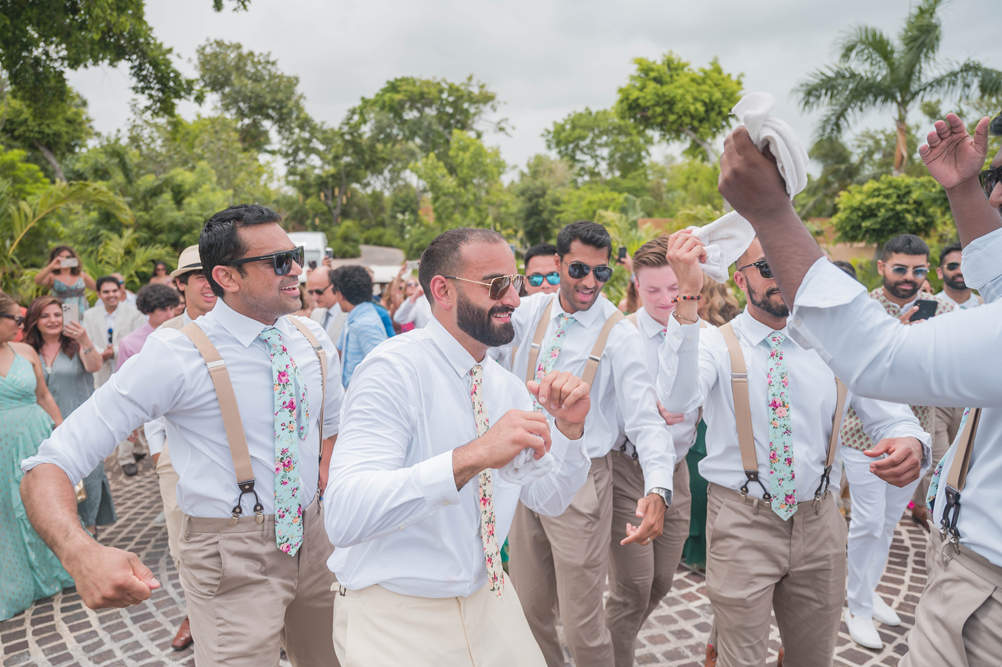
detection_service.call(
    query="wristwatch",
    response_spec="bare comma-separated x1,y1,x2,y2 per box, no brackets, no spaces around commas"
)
648,487,672,508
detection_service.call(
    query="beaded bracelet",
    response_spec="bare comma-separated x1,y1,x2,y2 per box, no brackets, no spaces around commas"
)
671,295,701,303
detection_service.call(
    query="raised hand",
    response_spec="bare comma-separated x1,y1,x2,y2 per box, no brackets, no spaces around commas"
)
919,114,991,190
664,230,707,296
528,370,590,439
718,127,792,223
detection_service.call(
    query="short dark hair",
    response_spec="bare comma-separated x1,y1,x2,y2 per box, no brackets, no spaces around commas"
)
331,265,373,306
418,228,507,304
524,243,558,269
832,260,857,280
939,241,962,267
135,284,180,315
95,275,121,292
881,234,929,260
199,204,283,298
174,270,200,287
990,111,1002,137
556,221,612,259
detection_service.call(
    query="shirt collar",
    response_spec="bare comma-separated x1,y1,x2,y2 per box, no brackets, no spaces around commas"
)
213,298,293,348
550,291,606,328
425,318,480,378
635,307,667,339
735,308,790,347
346,301,373,323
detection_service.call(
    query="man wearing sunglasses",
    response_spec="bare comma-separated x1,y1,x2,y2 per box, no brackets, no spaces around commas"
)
22,204,345,666
308,265,348,345
522,243,561,296
504,221,675,667
936,242,983,311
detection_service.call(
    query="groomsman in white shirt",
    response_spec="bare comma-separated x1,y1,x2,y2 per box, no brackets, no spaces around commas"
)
325,227,592,666
21,204,344,666
658,232,928,667
714,111,1002,667
506,221,676,667
307,265,347,343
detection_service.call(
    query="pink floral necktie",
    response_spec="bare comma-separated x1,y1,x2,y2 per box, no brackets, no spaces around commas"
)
532,313,575,411
258,328,309,556
766,331,797,520
469,364,503,597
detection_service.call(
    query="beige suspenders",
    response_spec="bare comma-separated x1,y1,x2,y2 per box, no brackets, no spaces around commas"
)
523,298,623,390
718,322,847,506
180,317,328,524
940,407,982,548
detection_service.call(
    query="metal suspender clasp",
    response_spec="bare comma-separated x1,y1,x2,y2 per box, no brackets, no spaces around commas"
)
740,471,771,501
939,485,962,551
812,464,833,508
230,478,265,525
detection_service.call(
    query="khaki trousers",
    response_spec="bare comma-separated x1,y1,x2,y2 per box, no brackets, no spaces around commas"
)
154,441,183,568
510,453,615,667
179,495,339,666
705,483,847,667
901,531,1002,667
606,452,691,667
914,406,964,507
333,574,545,666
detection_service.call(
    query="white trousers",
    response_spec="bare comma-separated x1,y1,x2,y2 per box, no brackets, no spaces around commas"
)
842,446,920,619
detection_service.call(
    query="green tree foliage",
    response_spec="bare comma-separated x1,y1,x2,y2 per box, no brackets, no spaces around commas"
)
645,158,722,218
0,147,49,199
616,52,743,163
544,108,649,186
831,174,950,247
796,0,1002,174
512,155,573,245
1,88,91,181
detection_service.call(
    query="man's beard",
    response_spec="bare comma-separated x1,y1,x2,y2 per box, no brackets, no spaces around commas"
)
456,291,515,347
749,282,789,318
944,273,967,291
884,278,918,300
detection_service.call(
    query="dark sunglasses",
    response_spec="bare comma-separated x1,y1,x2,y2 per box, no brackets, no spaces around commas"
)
980,165,1001,200
737,259,774,279
526,271,560,287
563,260,613,283
445,274,524,300
943,262,961,272
889,266,929,280
1,313,25,326
227,246,305,276
308,285,330,297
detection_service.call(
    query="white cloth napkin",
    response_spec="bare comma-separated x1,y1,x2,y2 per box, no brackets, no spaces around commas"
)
498,446,557,485
688,92,810,283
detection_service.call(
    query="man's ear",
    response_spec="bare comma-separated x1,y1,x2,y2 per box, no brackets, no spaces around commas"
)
428,275,454,311
212,265,241,295
936,267,944,280
876,260,886,277
732,269,746,293
552,254,561,272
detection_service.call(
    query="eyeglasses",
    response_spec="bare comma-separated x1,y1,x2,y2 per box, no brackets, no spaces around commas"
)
563,260,613,283
308,285,330,297
737,259,774,279
526,271,560,287
227,246,305,276
889,266,929,280
405,281,419,288
0,313,25,326
943,262,961,272
980,165,1001,200
444,274,524,300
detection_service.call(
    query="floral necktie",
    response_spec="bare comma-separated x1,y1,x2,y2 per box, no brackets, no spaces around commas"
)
532,312,575,411
469,364,504,597
258,327,309,556
766,331,796,520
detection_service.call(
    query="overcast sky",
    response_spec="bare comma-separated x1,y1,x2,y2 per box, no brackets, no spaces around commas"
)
68,0,999,176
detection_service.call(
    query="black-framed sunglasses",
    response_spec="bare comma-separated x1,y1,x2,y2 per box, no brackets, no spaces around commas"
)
308,285,330,297
889,265,929,280
227,246,305,276
943,262,961,272
444,274,524,300
563,260,613,283
0,313,25,326
526,271,560,287
980,165,1001,200
737,259,774,279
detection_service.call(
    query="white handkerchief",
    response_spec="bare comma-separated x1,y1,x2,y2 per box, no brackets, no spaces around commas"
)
498,446,557,485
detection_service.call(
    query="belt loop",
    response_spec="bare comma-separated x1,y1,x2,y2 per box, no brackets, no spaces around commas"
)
751,497,761,516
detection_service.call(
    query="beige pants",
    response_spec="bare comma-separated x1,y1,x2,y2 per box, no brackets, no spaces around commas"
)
154,441,183,568
914,406,964,507
705,483,847,667
606,452,691,667
179,495,338,666
333,574,545,666
509,453,615,667
901,531,1002,667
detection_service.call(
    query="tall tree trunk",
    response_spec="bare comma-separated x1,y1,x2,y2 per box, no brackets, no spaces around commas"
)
893,116,908,176
34,141,65,182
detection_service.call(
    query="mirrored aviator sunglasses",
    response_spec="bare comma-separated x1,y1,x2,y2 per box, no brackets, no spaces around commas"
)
228,246,305,276
526,271,560,287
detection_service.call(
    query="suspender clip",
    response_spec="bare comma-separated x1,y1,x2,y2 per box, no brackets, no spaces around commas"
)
740,471,771,501
939,485,962,551
231,479,264,522
812,464,833,508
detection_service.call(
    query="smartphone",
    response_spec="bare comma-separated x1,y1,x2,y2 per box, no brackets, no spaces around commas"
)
406,260,420,272
325,247,334,260
61,302,80,327
617,246,627,264
909,299,939,322
60,258,79,268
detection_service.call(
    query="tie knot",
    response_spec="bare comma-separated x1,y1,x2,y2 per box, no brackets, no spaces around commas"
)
558,313,575,326
258,327,282,344
768,331,785,348
470,364,483,382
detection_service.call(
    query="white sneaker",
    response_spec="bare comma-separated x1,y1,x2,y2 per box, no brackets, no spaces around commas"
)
872,594,901,626
845,609,883,650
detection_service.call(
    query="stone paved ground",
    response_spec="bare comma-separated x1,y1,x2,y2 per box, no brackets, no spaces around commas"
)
3,457,929,666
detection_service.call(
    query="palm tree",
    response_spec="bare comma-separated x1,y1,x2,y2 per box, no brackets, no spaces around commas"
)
795,0,1002,174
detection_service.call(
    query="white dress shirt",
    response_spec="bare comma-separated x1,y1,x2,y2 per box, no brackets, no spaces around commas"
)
325,319,589,598
24,299,344,518
937,290,982,310
505,293,675,494
393,295,433,328
788,228,1002,566
658,309,930,503
83,302,146,388
144,310,194,457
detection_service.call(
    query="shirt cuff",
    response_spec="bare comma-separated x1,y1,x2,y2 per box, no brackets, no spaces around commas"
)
417,450,463,507
793,257,867,309
962,227,1002,301
551,426,587,466
642,468,674,496
662,316,699,353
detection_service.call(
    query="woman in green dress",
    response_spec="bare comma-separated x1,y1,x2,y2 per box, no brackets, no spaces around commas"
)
23,296,116,534
0,292,75,622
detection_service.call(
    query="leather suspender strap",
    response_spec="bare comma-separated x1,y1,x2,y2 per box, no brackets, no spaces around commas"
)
180,322,262,522
524,300,555,383
581,311,624,389
813,379,848,506
941,407,983,547
288,317,328,443
626,312,638,326
719,322,767,500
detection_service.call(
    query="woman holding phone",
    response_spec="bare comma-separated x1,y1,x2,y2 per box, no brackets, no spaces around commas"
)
33,246,96,320
22,297,115,535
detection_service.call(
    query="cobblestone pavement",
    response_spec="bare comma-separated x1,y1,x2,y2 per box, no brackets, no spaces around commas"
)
3,457,928,666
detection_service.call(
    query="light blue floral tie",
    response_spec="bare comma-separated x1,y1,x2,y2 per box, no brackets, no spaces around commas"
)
532,313,575,411
258,327,309,556
766,331,797,520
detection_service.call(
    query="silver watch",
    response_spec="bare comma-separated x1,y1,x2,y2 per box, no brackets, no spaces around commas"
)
648,487,672,508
